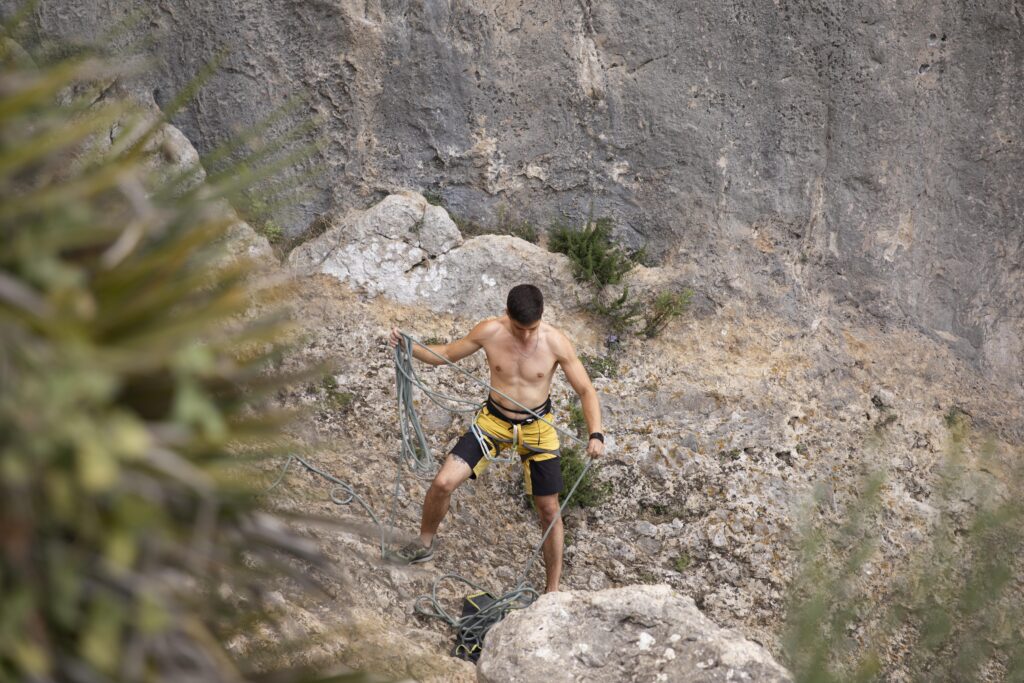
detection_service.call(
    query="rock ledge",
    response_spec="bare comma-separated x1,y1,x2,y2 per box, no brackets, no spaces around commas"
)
478,584,792,683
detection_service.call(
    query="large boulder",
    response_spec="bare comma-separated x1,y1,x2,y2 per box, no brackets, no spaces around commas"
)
288,193,584,320
477,584,792,683
288,191,463,291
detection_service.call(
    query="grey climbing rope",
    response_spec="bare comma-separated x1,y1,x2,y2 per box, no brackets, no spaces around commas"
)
264,453,389,556
392,334,484,477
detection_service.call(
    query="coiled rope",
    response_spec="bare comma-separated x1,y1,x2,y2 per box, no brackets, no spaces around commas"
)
268,331,598,654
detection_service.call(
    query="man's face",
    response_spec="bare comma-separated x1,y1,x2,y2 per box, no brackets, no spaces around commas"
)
508,314,541,342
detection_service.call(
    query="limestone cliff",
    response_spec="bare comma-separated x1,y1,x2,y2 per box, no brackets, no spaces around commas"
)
7,0,1022,387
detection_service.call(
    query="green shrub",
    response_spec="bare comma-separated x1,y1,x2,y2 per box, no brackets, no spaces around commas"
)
0,39,341,682
580,352,619,379
423,189,445,206
588,286,644,334
586,286,693,338
566,399,587,438
549,217,635,286
558,445,611,510
642,289,692,338
673,553,692,572
261,220,285,243
547,217,690,337
238,187,286,245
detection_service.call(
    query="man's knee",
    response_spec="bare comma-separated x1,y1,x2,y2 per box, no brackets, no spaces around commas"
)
431,473,462,496
534,495,561,524
431,457,471,495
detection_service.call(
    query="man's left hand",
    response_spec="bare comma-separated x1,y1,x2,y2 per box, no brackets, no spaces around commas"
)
586,437,604,458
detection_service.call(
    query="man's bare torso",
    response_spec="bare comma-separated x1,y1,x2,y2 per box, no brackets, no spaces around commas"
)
479,316,560,415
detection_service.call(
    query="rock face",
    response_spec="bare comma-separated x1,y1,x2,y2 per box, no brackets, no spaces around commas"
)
288,192,584,320
70,77,277,271
477,585,792,683
10,0,1023,388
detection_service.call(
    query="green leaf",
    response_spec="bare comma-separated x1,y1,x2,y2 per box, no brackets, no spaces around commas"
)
74,424,118,492
79,597,124,674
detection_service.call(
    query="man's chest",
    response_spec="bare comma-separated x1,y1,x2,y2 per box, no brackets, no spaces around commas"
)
484,345,557,383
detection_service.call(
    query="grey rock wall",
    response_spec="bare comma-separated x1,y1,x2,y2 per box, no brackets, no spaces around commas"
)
7,0,1022,387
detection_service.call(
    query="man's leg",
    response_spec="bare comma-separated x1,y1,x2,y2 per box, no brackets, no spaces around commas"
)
533,493,563,593
418,454,472,546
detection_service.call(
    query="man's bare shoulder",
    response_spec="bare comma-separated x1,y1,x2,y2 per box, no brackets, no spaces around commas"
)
543,323,576,360
469,317,504,341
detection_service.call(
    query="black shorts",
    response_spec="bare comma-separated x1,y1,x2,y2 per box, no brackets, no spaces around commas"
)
450,401,564,497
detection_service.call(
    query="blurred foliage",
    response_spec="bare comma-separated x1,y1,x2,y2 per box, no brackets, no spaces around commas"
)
783,416,1024,682
0,32,359,683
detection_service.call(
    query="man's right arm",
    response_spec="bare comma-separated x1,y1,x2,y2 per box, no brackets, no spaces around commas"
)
390,319,494,366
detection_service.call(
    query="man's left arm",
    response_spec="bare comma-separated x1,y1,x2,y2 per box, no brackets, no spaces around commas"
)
555,333,605,458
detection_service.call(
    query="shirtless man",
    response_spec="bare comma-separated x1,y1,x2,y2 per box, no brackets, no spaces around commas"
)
388,284,604,593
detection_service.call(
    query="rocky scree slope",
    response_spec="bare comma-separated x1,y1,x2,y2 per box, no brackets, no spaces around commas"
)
234,195,1024,681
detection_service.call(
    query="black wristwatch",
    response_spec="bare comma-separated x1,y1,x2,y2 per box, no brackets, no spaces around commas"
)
589,432,605,443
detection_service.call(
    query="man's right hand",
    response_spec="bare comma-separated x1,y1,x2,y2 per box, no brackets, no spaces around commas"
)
388,327,402,349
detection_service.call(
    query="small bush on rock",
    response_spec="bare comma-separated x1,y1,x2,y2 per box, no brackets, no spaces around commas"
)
549,217,634,287
559,445,611,510
566,399,587,438
642,289,693,339
588,286,645,335
579,352,619,380
673,553,692,572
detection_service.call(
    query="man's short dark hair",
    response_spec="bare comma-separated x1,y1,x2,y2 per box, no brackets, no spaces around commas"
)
507,284,544,324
